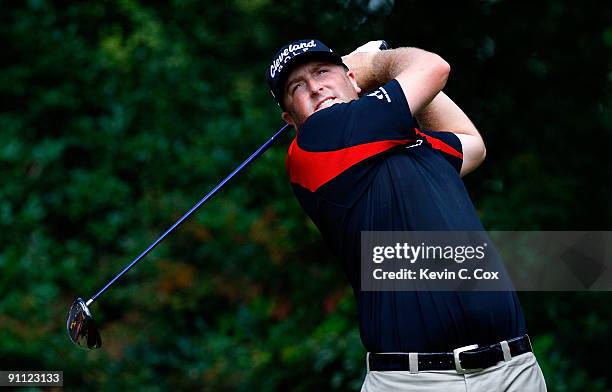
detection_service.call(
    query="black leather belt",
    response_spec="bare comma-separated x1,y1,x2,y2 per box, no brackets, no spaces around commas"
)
369,335,532,373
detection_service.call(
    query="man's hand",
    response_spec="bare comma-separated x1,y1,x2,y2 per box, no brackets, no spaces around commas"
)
341,41,388,94
341,51,380,93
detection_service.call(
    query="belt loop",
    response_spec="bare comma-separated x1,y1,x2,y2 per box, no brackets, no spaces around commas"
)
366,352,371,373
409,353,419,373
500,340,512,361
525,334,533,350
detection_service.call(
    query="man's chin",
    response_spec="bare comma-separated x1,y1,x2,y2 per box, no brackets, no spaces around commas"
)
315,100,340,113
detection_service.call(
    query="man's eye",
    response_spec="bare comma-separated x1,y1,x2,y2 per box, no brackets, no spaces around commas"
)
318,69,328,74
292,83,302,93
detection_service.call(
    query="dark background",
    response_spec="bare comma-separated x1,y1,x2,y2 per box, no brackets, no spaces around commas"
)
1,0,610,390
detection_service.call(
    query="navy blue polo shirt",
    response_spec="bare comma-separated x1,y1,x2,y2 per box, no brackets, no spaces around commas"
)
286,80,525,352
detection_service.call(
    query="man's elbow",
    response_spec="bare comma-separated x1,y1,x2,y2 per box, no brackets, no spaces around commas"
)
460,141,486,177
478,144,487,165
438,56,451,79
429,54,451,88
475,138,486,166
413,51,450,89
465,128,486,163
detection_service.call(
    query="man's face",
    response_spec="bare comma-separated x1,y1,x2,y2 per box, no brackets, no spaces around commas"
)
281,61,361,130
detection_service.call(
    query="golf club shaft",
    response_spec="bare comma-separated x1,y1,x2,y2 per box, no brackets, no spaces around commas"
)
86,123,291,306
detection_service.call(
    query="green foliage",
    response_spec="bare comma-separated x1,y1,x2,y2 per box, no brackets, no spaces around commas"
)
0,1,610,390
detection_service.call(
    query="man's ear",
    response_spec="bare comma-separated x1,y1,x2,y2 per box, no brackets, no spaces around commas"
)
346,70,362,95
282,112,297,129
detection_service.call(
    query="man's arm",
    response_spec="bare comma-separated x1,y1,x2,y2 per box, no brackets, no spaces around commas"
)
342,48,450,115
343,47,485,176
416,92,486,176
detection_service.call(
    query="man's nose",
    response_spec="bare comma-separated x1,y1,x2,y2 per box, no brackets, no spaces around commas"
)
307,79,323,94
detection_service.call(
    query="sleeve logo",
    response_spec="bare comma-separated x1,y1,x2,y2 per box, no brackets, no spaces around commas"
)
367,87,391,103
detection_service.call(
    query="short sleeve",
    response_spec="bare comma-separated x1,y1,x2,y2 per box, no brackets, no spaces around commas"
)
344,79,417,145
416,129,464,173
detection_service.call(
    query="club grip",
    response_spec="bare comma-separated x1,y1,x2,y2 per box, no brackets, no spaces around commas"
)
353,40,390,53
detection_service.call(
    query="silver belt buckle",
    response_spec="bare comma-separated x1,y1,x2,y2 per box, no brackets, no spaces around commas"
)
453,344,482,374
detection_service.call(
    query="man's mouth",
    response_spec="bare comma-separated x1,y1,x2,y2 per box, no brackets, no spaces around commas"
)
315,97,337,111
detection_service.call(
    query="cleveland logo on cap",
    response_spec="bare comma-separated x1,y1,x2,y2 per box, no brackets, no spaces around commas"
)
270,40,317,79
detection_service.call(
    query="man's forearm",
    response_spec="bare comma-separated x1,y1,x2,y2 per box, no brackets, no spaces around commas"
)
342,48,437,93
416,92,479,136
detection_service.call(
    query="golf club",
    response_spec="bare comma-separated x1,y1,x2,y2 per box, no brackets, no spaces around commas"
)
67,123,290,349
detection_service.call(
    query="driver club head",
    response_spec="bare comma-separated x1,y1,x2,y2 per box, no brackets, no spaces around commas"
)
67,297,102,350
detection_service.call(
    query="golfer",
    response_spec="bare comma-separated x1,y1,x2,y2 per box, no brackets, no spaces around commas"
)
267,39,546,391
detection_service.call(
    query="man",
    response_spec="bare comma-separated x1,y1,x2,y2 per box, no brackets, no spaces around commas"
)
266,39,546,391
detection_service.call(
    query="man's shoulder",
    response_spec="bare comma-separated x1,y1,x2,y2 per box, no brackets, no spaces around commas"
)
298,103,351,151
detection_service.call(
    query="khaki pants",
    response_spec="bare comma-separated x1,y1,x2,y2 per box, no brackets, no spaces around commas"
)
361,352,547,392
